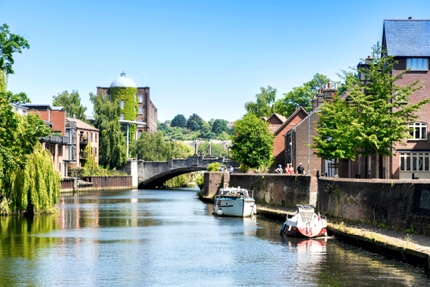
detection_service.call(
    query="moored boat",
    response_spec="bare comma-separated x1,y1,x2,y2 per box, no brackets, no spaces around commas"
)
280,204,327,238
213,187,257,217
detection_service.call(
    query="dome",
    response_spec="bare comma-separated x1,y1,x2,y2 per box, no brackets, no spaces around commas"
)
110,72,137,88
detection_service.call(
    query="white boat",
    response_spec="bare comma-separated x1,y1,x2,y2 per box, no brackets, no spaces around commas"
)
280,204,327,238
213,187,257,217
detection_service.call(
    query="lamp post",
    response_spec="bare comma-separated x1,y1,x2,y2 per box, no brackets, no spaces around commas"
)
290,124,296,166
208,139,211,156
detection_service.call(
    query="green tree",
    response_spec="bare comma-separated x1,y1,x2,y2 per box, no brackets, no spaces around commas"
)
90,93,127,169
81,144,99,176
312,45,430,178
132,131,192,161
187,113,204,131
244,86,277,118
52,90,87,121
211,119,229,135
171,114,187,128
231,113,274,170
275,73,331,117
0,23,30,77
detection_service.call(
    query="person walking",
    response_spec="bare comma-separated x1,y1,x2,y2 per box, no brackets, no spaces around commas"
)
297,163,304,175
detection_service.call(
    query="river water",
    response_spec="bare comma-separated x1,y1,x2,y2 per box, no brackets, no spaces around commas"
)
1,188,429,286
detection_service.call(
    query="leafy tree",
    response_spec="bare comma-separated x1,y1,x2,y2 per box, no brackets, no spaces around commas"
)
0,24,59,214
275,73,331,117
81,144,99,176
0,23,30,76
212,119,228,135
90,92,127,169
187,113,204,131
197,142,227,157
52,90,87,121
231,113,274,170
132,131,192,161
312,44,430,178
171,114,187,128
244,86,277,118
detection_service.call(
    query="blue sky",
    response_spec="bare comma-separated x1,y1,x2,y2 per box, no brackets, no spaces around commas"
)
3,0,430,122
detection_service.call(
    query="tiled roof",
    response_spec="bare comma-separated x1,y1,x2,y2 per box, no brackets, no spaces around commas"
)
383,19,430,56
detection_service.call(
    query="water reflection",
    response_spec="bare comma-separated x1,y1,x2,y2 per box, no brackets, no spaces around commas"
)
0,188,429,287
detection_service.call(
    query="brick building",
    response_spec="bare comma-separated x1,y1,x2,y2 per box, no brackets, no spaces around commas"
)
22,104,99,177
285,86,337,176
382,18,430,179
288,18,430,180
267,109,308,166
96,72,158,138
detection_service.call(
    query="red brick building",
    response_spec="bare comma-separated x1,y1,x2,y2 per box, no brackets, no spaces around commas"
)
97,72,158,138
267,109,308,166
285,86,337,176
23,104,99,177
288,18,430,180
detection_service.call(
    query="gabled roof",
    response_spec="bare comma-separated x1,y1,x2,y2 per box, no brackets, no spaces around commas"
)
274,107,308,135
383,19,430,57
67,117,98,131
266,113,287,124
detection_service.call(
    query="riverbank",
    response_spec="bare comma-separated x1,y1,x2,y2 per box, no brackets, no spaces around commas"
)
200,194,430,273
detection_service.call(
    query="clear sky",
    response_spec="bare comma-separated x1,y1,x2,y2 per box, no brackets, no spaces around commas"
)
3,0,430,123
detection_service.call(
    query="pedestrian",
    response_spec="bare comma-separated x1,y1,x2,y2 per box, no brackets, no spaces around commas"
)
288,163,294,174
275,164,283,174
229,165,234,173
297,163,304,175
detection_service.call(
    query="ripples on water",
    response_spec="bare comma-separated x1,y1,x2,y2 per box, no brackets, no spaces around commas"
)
0,188,428,286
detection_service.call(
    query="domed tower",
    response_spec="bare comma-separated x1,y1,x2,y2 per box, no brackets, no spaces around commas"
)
96,72,158,138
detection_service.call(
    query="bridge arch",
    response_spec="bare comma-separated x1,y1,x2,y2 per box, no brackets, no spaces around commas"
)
139,166,206,189
119,155,238,189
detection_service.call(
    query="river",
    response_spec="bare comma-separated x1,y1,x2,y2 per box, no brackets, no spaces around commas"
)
0,188,429,286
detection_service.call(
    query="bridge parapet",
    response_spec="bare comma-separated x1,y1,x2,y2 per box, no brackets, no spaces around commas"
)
120,155,237,188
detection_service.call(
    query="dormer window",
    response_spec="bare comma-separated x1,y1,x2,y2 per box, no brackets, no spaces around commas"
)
407,58,428,71
409,122,427,140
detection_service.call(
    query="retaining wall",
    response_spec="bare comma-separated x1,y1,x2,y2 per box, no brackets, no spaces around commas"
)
205,172,313,207
61,176,133,192
318,178,430,235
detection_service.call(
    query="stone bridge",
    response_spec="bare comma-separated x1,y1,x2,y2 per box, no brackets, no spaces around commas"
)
120,155,236,189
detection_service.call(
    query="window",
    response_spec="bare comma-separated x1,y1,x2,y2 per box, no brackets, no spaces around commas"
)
138,95,143,103
120,114,124,120
407,58,428,71
408,122,427,140
120,100,124,109
138,106,143,114
400,152,430,171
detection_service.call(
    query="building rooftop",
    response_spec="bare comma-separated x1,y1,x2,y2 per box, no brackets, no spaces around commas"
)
383,18,430,57
110,72,137,88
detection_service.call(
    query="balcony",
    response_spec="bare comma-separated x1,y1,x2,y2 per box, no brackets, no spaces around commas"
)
42,135,64,144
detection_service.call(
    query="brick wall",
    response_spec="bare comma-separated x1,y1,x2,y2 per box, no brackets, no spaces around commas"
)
318,177,430,235
206,172,312,208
